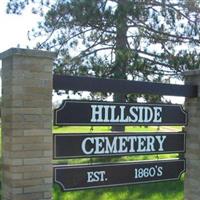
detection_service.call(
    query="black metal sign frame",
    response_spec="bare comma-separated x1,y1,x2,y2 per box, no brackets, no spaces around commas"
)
52,75,189,192
54,159,185,191
53,132,185,159
54,100,187,126
53,75,197,98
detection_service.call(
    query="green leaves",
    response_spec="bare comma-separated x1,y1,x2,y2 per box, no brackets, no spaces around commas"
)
6,0,200,100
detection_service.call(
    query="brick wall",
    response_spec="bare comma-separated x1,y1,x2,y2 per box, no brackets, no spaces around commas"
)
184,70,200,200
0,48,56,200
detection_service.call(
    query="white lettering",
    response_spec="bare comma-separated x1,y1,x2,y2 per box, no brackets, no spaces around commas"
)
128,136,138,152
94,137,105,154
119,106,129,122
144,107,153,122
146,136,155,152
81,135,167,155
138,107,144,123
87,171,107,183
104,137,118,154
118,137,128,153
90,105,104,122
90,105,163,124
81,138,94,155
110,106,120,122
156,136,166,151
137,136,146,152
103,105,110,122
153,107,162,123
129,106,138,122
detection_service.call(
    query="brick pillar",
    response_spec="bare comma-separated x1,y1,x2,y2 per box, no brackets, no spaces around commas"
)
184,70,200,200
0,48,56,200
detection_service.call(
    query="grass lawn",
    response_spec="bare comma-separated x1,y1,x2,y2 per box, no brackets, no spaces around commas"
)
53,126,184,200
53,179,183,200
53,125,182,133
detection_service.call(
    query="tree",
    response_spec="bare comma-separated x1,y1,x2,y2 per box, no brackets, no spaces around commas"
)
6,0,199,158
7,0,200,99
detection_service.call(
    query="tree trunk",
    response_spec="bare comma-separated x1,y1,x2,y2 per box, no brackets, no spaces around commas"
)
112,0,129,132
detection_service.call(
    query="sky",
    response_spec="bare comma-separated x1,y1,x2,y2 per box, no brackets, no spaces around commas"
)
0,0,185,104
0,0,42,98
0,0,89,104
0,0,42,52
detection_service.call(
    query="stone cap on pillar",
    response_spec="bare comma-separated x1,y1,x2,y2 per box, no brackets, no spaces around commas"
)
182,69,200,77
0,48,57,60
182,70,200,97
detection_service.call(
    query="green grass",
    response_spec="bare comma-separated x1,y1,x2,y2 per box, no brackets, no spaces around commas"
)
53,126,184,200
53,178,184,200
53,125,159,133
53,125,181,133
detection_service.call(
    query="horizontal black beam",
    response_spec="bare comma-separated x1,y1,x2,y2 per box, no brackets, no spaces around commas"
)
53,75,198,97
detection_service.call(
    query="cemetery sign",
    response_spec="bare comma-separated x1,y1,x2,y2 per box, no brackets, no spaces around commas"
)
53,132,185,159
54,159,185,191
54,101,187,126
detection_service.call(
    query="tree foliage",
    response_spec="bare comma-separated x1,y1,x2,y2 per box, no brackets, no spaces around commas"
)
7,0,200,87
